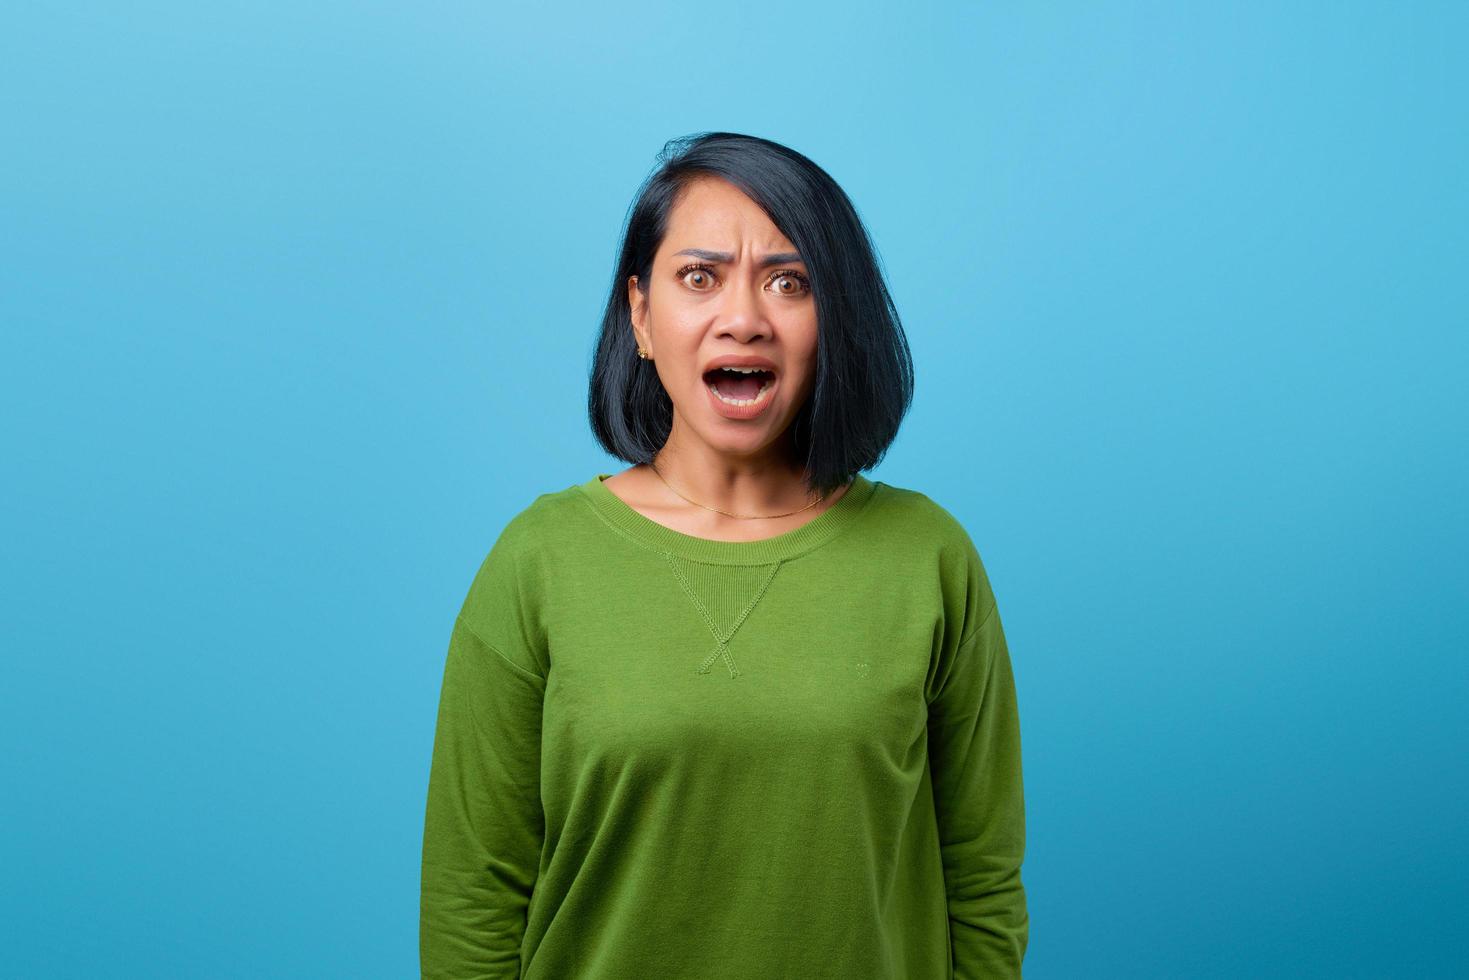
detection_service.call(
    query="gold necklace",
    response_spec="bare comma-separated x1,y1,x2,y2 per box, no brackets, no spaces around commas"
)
648,460,832,520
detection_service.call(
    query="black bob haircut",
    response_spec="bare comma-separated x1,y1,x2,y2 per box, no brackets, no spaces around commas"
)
587,131,915,499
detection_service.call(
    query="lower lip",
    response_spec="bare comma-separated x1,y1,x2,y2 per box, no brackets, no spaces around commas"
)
704,373,778,420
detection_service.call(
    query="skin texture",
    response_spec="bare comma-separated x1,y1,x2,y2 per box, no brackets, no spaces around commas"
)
609,175,852,542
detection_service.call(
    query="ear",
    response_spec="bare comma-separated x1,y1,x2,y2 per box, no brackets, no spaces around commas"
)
627,275,648,347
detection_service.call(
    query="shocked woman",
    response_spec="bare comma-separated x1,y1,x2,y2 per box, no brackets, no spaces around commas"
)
421,131,1029,979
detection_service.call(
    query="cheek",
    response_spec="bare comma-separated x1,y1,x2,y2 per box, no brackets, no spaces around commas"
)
649,322,704,390
787,313,819,354
651,313,703,354
786,328,820,383
788,367,818,402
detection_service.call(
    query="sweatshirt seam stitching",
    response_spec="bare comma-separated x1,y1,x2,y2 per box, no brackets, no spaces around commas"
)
662,555,786,676
578,491,822,562
927,602,999,708
456,614,547,685
954,600,998,653
570,481,879,565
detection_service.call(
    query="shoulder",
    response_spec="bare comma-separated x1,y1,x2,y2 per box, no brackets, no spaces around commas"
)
454,483,586,674
461,481,597,598
486,482,586,551
869,480,987,562
869,478,997,637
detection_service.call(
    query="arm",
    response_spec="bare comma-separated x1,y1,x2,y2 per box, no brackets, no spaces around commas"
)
927,600,1029,977
420,614,546,979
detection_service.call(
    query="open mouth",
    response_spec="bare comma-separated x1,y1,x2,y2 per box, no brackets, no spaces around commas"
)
702,366,777,406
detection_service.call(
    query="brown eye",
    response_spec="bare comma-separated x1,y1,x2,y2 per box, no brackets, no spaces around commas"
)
677,263,718,290
768,270,811,296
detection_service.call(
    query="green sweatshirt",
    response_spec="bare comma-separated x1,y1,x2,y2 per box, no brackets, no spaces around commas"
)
420,472,1028,979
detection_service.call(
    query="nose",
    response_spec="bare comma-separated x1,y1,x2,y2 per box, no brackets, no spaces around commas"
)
714,270,770,341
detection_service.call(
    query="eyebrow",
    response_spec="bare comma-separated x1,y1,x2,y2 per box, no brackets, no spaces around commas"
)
672,248,804,267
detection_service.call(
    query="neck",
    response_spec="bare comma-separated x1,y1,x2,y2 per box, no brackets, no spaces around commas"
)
651,426,816,518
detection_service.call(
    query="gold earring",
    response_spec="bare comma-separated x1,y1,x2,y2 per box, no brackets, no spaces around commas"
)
637,346,651,359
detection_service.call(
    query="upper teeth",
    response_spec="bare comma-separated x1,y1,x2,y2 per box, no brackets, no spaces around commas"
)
718,366,767,373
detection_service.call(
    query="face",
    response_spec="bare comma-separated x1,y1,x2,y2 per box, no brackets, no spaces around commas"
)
628,176,819,461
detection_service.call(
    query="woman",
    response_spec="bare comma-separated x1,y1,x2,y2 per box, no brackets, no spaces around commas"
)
421,132,1028,979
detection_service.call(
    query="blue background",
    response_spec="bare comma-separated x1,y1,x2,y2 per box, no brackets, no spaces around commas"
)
4,3,1464,977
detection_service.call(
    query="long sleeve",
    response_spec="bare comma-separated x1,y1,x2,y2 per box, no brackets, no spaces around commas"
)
420,613,547,979
926,599,1029,977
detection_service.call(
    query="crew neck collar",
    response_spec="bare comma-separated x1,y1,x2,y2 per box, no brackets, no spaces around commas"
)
576,471,879,565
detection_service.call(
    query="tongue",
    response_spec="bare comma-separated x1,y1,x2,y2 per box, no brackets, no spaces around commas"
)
712,372,764,400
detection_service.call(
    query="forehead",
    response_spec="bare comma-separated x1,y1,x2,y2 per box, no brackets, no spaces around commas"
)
660,177,795,254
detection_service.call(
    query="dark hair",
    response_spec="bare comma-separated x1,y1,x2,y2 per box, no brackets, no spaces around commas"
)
587,131,914,498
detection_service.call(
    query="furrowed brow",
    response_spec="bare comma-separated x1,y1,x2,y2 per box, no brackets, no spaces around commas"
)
673,248,804,267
